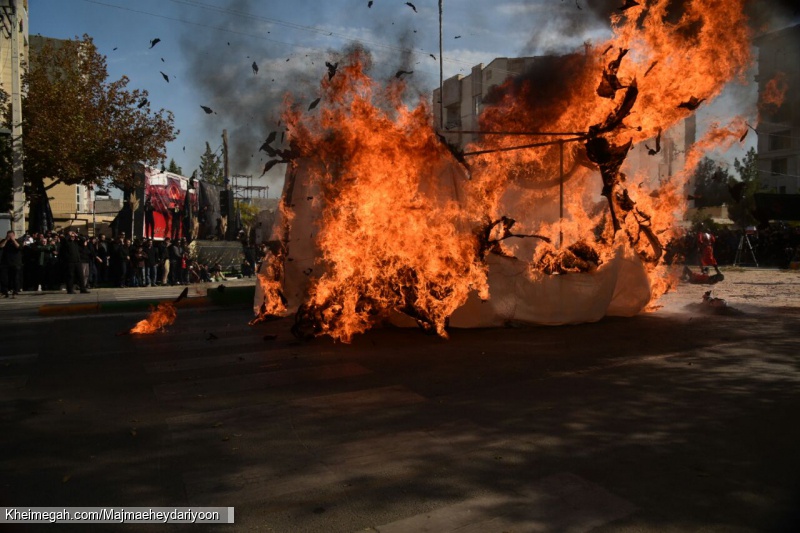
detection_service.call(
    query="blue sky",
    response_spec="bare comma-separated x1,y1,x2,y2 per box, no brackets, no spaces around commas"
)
28,0,793,191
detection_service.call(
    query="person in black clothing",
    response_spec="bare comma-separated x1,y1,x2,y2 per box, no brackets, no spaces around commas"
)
170,202,182,241
144,198,156,239
96,234,109,285
111,237,130,288
60,231,89,294
242,239,257,278
78,235,95,289
0,230,23,298
168,238,183,285
144,239,158,287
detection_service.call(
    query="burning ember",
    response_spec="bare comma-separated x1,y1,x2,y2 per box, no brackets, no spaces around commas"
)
254,0,754,342
129,302,177,335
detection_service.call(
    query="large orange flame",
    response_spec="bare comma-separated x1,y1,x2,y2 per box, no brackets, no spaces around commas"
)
256,0,754,342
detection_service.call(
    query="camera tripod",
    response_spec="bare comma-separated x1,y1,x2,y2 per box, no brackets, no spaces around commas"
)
734,233,758,266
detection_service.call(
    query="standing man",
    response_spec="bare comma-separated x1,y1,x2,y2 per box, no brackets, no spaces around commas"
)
0,230,23,298
60,231,89,294
170,202,182,241
144,197,156,240
168,237,183,285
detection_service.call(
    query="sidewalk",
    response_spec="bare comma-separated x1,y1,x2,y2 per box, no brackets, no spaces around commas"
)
0,278,258,318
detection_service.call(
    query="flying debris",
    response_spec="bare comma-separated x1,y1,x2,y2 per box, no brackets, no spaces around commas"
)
200,105,214,114
113,47,118,51
149,38,161,49
161,58,165,62
286,58,290,62
325,61,338,80
308,97,321,111
739,129,748,142
645,128,662,155
429,54,436,60
454,35,461,39
644,60,658,77
174,287,189,304
619,0,640,10
576,0,582,9
368,1,373,7
597,48,628,99
206,332,218,341
160,71,170,83
395,70,413,79
678,96,705,110
260,132,278,156
261,159,282,176
405,2,417,12
182,146,185,151
252,61,259,74
137,98,148,109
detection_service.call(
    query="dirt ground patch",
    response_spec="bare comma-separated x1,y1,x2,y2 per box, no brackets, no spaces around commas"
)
655,266,800,315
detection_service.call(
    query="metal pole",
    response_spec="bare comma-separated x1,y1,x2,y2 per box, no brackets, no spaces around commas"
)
438,0,444,131
559,140,564,249
10,0,25,234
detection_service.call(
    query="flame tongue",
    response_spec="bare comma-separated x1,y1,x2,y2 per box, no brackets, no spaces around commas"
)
130,302,177,334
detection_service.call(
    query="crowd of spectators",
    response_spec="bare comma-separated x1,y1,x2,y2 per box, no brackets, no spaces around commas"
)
0,229,234,297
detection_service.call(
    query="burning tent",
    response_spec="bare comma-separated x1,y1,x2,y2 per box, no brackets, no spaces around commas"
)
254,0,753,342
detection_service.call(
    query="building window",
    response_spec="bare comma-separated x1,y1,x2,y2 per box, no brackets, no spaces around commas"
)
768,130,791,151
445,105,461,130
771,158,787,176
473,95,482,116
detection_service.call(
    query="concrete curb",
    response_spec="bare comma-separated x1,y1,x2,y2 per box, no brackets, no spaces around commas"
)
37,285,256,317
38,296,211,317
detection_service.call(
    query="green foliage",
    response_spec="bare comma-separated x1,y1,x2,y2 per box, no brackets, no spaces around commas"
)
729,147,759,228
237,201,260,232
167,158,183,175
198,142,224,186
691,157,730,207
20,35,177,191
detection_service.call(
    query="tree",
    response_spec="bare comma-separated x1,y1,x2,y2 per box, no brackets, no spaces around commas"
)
691,157,730,208
167,158,183,175
237,200,260,236
729,147,759,228
19,35,177,194
198,142,224,185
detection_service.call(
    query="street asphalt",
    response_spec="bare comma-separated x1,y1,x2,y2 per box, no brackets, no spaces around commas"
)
1,278,799,532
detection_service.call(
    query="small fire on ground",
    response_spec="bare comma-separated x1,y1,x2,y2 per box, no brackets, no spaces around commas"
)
130,302,177,334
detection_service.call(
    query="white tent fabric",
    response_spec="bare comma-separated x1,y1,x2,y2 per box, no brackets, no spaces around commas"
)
255,161,653,327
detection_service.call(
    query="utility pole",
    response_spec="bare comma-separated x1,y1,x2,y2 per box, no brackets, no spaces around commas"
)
7,0,26,234
438,0,444,131
222,129,231,239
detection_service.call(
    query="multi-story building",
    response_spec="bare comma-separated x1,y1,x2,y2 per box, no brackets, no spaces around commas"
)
755,24,800,195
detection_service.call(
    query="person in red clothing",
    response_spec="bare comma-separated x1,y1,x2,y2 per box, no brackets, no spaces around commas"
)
697,229,722,276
